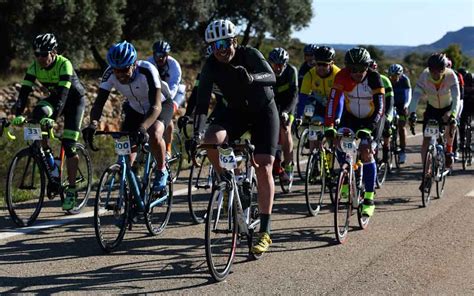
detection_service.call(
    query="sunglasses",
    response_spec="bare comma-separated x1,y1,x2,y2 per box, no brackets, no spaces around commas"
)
154,53,167,59
348,64,368,73
429,67,445,74
211,39,232,51
34,51,50,58
316,62,331,67
113,66,132,73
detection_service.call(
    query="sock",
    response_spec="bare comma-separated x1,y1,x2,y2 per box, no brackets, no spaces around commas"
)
259,213,271,234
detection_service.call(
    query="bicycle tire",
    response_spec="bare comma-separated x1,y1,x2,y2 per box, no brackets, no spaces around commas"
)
436,152,447,199
376,147,388,189
65,143,92,215
421,148,434,207
145,166,173,236
334,166,351,244
188,150,213,224
94,163,129,252
296,129,311,181
6,148,46,227
305,152,325,216
205,183,238,282
169,129,184,182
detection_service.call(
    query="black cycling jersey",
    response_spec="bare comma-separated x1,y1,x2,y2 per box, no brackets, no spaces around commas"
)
195,45,276,133
298,62,313,90
273,64,298,114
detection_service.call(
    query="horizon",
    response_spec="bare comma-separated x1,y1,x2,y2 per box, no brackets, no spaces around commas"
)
292,0,474,46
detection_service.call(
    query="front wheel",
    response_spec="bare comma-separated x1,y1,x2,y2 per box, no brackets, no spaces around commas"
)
296,129,311,181
188,150,214,224
205,184,237,282
334,167,351,244
94,163,129,252
145,166,173,236
376,148,388,188
6,148,46,227
169,129,184,182
305,152,325,216
421,148,434,207
435,153,447,199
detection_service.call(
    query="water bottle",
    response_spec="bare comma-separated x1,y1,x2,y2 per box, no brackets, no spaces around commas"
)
45,150,59,177
436,144,444,161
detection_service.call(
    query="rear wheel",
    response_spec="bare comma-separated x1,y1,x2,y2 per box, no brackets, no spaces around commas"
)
94,164,129,252
188,150,213,224
6,148,45,227
376,147,388,188
205,184,237,282
421,148,434,207
145,165,173,235
65,143,92,214
305,152,325,216
334,167,351,244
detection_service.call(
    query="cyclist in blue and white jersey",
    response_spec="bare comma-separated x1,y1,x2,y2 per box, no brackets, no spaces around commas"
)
83,41,174,193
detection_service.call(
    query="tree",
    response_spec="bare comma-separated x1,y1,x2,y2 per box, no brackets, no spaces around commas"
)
442,43,472,70
359,45,385,62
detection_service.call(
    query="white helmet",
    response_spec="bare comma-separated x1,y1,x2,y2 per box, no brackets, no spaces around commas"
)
205,19,237,43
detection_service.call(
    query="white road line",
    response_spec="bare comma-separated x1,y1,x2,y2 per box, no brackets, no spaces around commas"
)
0,186,192,241
466,190,474,197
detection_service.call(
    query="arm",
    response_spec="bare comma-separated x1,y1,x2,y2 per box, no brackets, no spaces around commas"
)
90,88,111,123
409,84,425,114
325,87,344,126
52,59,74,118
194,63,214,136
246,48,276,86
167,58,182,98
368,72,385,124
297,71,312,118
139,64,162,129
13,62,36,115
280,66,299,114
449,77,460,118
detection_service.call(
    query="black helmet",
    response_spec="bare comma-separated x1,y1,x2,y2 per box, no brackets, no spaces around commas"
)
313,46,335,62
344,47,371,66
303,44,318,54
268,47,289,64
457,67,468,77
33,33,57,52
152,40,171,55
427,53,448,70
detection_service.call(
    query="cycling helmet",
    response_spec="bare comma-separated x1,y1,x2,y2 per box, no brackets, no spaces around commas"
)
268,47,289,64
153,40,171,55
388,64,404,75
205,19,237,43
457,67,468,77
313,46,335,62
33,33,57,52
303,44,318,54
106,41,137,69
427,53,448,70
369,60,378,70
344,47,371,66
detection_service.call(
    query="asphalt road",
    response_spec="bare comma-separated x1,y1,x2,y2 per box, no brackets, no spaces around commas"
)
0,132,473,294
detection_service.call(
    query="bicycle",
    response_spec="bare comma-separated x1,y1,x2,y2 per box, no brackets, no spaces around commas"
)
168,121,184,182
196,140,260,281
296,103,320,181
3,119,91,227
459,114,472,170
304,121,336,216
388,113,402,172
90,131,173,252
411,119,450,207
333,128,371,244
274,121,294,194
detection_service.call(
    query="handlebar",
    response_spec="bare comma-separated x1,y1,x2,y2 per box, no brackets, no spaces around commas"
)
1,119,55,140
88,131,150,154
192,139,259,169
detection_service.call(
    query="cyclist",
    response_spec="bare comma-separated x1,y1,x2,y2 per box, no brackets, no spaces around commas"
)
11,33,86,211
388,64,411,163
409,53,460,172
83,41,173,194
460,72,473,151
147,40,186,155
325,47,385,218
446,58,465,160
298,44,318,89
268,47,298,182
192,19,277,254
370,60,394,163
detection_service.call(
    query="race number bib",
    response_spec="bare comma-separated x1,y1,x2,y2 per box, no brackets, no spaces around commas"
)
341,137,356,154
23,126,42,141
218,147,237,170
424,125,439,137
304,105,315,117
308,125,324,141
114,137,131,155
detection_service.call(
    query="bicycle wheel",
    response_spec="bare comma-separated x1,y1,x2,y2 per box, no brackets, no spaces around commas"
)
169,129,184,182
334,166,351,244
205,183,238,282
461,123,472,170
436,152,447,199
65,143,92,214
391,127,401,170
188,150,213,224
421,148,434,207
296,129,311,180
94,163,129,252
376,148,388,189
145,166,173,236
305,152,325,216
6,148,46,227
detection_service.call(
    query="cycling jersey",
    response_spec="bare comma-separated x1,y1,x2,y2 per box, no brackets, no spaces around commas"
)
185,72,227,117
380,74,394,119
15,55,85,118
298,62,313,90
98,60,168,114
409,68,460,117
147,55,182,98
274,63,298,114
392,74,411,109
326,68,385,126
297,64,341,118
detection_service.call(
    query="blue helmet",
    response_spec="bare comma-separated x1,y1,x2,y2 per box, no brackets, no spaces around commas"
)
107,41,137,69
153,40,171,55
303,44,317,54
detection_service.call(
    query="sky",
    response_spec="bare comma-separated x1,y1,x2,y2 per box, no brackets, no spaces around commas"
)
292,0,474,46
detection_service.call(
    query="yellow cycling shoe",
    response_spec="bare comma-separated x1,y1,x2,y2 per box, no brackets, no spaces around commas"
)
251,232,272,254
